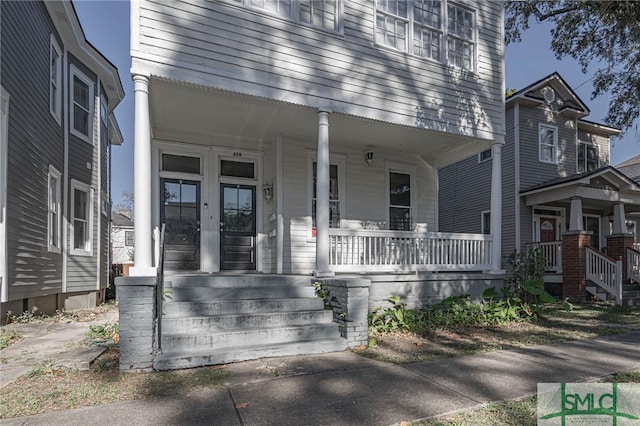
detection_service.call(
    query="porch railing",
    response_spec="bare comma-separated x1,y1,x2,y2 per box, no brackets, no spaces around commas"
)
328,229,492,272
634,242,640,252
628,247,640,284
529,241,562,272
155,224,166,354
585,247,622,305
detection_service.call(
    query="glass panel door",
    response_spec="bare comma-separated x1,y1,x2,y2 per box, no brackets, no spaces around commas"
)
220,184,256,270
160,179,200,271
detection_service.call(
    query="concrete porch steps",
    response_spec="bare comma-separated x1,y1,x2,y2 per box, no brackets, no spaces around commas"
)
155,275,347,370
586,283,640,306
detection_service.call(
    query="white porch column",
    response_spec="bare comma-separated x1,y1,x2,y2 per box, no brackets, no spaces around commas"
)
130,74,156,276
569,197,584,231
490,142,503,272
314,109,334,277
611,202,627,234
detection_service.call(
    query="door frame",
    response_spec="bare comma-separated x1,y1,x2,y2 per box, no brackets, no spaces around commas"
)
532,205,565,242
219,183,257,270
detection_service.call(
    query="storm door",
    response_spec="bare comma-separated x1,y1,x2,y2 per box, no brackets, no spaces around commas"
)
160,179,200,271
220,184,256,270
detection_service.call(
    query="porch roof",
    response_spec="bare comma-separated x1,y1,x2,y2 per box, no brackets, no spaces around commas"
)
148,77,496,169
520,167,640,212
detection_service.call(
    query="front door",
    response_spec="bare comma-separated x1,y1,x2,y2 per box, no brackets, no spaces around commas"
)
220,184,256,270
540,217,556,242
161,179,200,271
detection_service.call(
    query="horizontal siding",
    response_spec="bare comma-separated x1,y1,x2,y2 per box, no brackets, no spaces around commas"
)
501,106,516,255
2,1,64,300
134,0,503,139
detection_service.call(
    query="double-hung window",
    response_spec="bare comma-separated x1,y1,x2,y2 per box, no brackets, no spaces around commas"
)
48,166,62,251
388,169,414,231
70,66,95,143
577,140,599,173
232,0,341,31
539,124,558,164
375,1,475,71
49,35,62,124
71,180,93,254
312,162,341,228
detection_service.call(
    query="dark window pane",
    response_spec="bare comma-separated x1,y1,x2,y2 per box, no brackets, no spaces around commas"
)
389,207,411,230
162,154,200,174
220,160,254,178
389,172,411,206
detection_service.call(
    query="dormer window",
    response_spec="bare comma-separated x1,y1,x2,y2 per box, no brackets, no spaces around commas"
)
578,140,599,173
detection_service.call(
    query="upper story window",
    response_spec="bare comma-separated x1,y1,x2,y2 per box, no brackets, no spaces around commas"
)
49,35,62,125
232,0,340,32
538,124,558,164
375,0,475,71
577,140,599,173
478,148,491,163
70,66,95,144
100,94,108,126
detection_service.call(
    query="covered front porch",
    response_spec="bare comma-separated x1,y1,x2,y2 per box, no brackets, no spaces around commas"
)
129,76,504,278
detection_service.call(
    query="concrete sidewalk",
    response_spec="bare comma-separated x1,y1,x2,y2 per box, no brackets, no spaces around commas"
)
1,330,639,426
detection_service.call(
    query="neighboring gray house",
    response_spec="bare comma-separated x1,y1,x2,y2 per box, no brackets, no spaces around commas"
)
0,1,124,318
117,0,508,370
439,73,640,301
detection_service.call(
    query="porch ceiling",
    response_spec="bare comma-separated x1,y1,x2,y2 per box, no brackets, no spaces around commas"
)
148,78,487,168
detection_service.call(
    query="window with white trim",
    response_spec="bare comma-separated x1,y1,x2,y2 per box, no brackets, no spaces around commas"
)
481,210,490,234
49,35,62,124
312,162,341,228
375,0,475,71
70,66,95,143
388,170,413,231
577,140,599,173
71,181,93,254
231,0,341,31
48,166,62,251
538,124,557,164
125,230,134,247
100,94,108,126
478,149,491,163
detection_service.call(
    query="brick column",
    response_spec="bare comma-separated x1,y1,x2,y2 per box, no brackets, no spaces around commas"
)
562,231,591,301
116,276,157,372
605,234,635,281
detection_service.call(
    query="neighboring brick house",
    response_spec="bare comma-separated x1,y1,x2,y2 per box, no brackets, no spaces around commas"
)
439,73,640,302
0,1,124,318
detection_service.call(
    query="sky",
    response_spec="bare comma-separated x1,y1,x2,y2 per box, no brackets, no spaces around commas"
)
73,1,640,208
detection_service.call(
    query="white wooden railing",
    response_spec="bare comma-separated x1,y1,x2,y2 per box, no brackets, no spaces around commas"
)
634,242,640,252
328,229,492,272
585,247,622,305
628,247,640,284
529,241,562,272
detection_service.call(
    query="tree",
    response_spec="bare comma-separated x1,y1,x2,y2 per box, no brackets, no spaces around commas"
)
505,1,640,134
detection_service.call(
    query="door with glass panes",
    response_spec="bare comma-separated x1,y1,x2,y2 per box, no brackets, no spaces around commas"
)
220,184,256,270
160,179,200,271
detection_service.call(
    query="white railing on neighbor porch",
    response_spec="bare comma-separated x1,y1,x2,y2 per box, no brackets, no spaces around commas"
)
586,247,622,305
634,242,640,252
328,229,492,272
529,241,562,272
628,247,640,284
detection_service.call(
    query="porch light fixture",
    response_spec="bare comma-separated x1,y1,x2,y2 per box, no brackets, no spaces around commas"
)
263,183,273,201
365,151,374,166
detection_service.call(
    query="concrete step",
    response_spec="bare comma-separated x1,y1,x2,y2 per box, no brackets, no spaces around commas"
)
164,274,313,288
586,286,611,301
163,285,316,301
162,310,334,333
622,290,640,298
621,298,640,307
154,338,348,370
161,323,342,352
163,298,324,317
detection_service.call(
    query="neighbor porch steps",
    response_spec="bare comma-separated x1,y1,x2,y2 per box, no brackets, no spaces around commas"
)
154,275,347,370
586,283,640,306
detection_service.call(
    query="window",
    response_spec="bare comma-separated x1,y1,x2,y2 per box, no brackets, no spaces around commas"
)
312,162,340,228
220,159,255,179
161,153,201,174
375,0,475,71
388,171,413,230
539,124,557,164
49,35,62,124
481,211,490,234
232,0,340,31
70,66,95,143
583,215,600,249
577,140,599,173
71,181,93,254
478,149,491,163
125,230,134,247
48,167,61,251
100,95,108,126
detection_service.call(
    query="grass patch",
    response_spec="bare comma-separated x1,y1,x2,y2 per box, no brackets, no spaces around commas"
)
0,348,230,419
0,328,21,349
416,371,640,425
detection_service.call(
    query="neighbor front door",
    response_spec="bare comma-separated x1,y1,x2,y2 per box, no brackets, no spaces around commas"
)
540,217,556,242
220,184,256,270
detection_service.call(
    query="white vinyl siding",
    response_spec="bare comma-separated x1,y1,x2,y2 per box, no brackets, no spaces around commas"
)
230,0,341,31
48,166,62,252
538,124,557,164
375,0,475,71
49,35,62,124
70,66,95,143
71,180,93,255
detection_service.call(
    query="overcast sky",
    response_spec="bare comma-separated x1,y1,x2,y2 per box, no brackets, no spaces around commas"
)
73,1,639,208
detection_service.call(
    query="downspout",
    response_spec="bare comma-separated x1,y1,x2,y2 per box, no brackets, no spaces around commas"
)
62,48,69,294
514,104,520,252
96,80,102,291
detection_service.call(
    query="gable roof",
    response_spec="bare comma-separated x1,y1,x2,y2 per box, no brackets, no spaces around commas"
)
616,154,640,184
520,166,640,195
111,211,134,227
506,72,589,114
